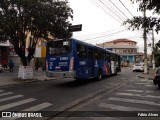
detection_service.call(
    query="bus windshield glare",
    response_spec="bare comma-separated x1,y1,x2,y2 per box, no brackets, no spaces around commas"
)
48,39,71,55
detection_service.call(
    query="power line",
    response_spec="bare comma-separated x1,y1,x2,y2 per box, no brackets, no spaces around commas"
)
98,0,126,21
108,0,129,19
89,0,123,24
118,0,134,17
82,28,128,41
74,27,127,38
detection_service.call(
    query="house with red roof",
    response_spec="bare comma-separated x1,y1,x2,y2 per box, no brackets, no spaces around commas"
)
97,38,144,66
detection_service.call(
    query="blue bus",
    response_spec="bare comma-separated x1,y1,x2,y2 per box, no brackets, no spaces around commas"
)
46,38,121,80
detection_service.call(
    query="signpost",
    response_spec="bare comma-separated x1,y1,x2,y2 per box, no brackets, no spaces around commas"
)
68,24,82,32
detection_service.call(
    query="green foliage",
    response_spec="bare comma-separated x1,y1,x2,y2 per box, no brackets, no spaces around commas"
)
0,0,73,66
123,0,160,34
123,16,160,33
130,0,160,13
124,0,160,67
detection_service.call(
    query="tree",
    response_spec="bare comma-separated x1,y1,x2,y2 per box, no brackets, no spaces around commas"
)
125,0,160,32
131,0,160,13
0,0,73,66
123,0,156,73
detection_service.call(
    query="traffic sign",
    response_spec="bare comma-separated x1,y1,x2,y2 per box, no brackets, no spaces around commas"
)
68,24,82,32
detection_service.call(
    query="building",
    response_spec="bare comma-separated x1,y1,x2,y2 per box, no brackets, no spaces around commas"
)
0,33,52,69
97,38,143,66
0,41,10,66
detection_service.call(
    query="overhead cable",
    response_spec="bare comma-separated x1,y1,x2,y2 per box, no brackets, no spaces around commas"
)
89,0,123,24
98,0,126,21
118,0,134,17
108,0,130,19
82,28,128,41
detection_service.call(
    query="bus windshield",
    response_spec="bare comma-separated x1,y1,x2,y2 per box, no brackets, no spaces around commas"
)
48,39,71,56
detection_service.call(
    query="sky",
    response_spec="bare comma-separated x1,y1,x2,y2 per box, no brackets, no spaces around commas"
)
68,0,159,53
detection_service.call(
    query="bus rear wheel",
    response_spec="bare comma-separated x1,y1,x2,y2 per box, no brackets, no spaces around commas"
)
97,70,103,81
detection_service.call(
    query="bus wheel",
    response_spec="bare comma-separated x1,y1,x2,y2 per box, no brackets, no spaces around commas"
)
97,70,102,81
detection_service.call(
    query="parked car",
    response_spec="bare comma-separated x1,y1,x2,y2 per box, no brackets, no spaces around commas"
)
133,63,144,72
153,68,160,88
0,64,3,72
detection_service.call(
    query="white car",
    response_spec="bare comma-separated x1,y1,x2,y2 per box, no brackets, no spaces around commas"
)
133,63,144,72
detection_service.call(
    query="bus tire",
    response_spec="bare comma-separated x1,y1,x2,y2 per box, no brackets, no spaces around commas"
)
97,70,103,81
115,68,118,75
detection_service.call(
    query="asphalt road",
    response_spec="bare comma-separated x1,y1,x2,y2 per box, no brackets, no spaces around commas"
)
0,67,159,120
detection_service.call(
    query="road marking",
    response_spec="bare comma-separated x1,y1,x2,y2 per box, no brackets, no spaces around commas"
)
0,98,36,111
0,90,5,93
136,79,150,82
108,97,160,106
98,103,149,111
125,89,152,93
22,102,52,111
0,95,24,102
145,85,153,87
116,93,160,99
135,83,150,85
0,92,13,97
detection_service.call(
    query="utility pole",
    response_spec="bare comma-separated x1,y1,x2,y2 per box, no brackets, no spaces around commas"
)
143,4,148,74
152,29,155,69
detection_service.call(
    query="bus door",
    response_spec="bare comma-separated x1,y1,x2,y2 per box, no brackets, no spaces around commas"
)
106,52,111,75
87,48,94,78
118,55,121,72
111,53,116,74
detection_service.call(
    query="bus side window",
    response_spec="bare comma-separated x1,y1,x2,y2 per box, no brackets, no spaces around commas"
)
94,50,105,60
87,48,93,59
106,52,110,62
111,54,115,61
77,44,87,58
94,51,99,59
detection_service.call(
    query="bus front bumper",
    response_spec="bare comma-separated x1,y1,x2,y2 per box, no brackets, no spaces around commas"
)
46,70,75,78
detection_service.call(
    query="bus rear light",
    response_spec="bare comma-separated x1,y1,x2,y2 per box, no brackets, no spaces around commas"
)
69,57,74,70
46,60,48,70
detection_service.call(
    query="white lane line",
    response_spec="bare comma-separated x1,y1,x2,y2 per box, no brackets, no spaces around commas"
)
135,83,150,85
125,89,152,93
108,97,160,106
0,95,24,102
0,92,13,97
0,98,36,111
116,93,160,99
98,103,149,111
22,102,52,111
145,85,153,87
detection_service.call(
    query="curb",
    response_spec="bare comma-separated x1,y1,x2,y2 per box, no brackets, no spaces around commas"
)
0,77,58,88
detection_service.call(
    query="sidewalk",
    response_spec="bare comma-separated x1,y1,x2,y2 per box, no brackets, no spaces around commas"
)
137,68,157,80
0,67,56,87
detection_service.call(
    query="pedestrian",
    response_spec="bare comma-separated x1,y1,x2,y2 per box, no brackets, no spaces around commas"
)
9,60,14,72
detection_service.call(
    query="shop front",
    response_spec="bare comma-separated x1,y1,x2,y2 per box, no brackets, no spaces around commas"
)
0,41,10,67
